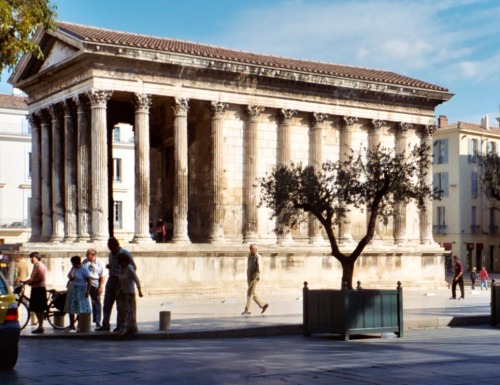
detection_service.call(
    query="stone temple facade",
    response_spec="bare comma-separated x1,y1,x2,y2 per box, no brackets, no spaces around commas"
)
9,22,453,294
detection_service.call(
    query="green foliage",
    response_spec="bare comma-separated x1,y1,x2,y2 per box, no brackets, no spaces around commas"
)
259,143,436,287
0,0,57,78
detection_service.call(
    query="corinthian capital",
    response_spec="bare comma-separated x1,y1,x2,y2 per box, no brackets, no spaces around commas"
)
246,105,264,118
133,93,152,112
279,109,297,123
343,116,357,128
421,124,436,138
399,122,413,134
311,112,328,126
86,89,113,107
172,98,189,115
209,101,229,117
371,119,386,131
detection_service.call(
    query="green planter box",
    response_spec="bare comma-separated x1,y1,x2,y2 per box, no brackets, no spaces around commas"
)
491,279,500,326
303,281,404,341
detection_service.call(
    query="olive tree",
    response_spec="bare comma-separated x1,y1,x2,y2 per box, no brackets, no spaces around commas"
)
0,0,57,78
259,144,437,289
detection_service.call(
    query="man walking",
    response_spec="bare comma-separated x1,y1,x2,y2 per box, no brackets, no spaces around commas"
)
450,255,464,300
242,244,269,315
96,237,135,331
82,248,108,330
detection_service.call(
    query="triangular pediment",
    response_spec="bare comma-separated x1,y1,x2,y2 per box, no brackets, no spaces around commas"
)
39,40,78,71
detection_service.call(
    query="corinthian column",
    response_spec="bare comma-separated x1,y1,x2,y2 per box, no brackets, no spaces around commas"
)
308,112,327,244
339,116,357,244
368,119,385,244
38,111,52,241
276,109,297,244
131,93,153,243
48,105,64,242
394,122,412,245
243,105,264,242
208,101,228,243
172,98,190,243
28,114,42,242
74,95,91,242
63,100,77,242
87,89,113,242
419,125,436,245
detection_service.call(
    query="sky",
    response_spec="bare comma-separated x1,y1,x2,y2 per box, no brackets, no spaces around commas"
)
1,0,499,125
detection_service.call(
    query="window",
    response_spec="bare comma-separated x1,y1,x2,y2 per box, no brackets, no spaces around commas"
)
468,138,480,163
113,201,122,229
471,172,478,198
113,126,120,142
433,172,449,197
433,139,448,164
471,206,480,234
436,206,446,234
487,141,497,154
113,158,122,182
490,207,497,234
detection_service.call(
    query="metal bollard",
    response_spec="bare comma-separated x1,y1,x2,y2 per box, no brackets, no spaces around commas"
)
159,311,171,331
78,313,91,333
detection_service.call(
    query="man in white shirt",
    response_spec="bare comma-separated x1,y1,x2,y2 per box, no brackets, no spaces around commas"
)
82,248,108,330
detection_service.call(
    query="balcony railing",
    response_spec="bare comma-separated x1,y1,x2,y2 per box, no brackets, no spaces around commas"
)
433,225,447,235
470,225,481,234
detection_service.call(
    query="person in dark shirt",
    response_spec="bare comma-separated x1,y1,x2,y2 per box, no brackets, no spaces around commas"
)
450,255,464,300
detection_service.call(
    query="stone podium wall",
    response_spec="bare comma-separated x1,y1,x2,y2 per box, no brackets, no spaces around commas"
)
21,244,447,297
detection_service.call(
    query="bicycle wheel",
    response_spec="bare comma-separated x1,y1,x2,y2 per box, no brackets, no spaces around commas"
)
17,300,30,330
46,301,71,330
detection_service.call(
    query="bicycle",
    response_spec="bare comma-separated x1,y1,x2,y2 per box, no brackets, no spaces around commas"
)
14,283,72,330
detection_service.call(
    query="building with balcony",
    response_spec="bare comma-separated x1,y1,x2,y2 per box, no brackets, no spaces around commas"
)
433,115,500,272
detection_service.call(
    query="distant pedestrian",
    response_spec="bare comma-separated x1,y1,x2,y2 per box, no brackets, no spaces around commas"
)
115,254,143,336
96,237,136,332
82,248,108,330
64,256,92,331
450,255,464,300
156,217,165,243
242,244,269,315
13,254,29,285
479,267,489,290
470,267,477,290
23,252,47,333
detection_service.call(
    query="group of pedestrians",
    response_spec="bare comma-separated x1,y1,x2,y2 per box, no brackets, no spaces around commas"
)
450,255,490,300
17,237,143,335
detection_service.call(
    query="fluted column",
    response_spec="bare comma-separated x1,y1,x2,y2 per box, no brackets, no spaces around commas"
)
243,105,264,242
419,125,435,245
339,116,356,244
131,93,153,243
38,111,52,241
87,89,113,242
208,101,228,243
394,122,411,245
368,119,385,243
74,95,91,242
48,104,65,242
308,112,327,244
172,98,190,243
28,114,42,242
276,109,297,244
63,100,77,242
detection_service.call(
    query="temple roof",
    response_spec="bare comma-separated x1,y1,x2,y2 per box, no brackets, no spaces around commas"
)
0,94,28,110
56,21,449,92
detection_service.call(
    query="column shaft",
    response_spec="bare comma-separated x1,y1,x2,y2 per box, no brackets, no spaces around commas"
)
172,98,190,243
74,96,91,241
132,94,153,243
420,125,435,244
243,105,263,242
63,101,77,241
28,115,42,242
209,101,228,242
339,116,356,243
394,122,411,245
87,89,112,242
39,112,52,241
308,112,327,244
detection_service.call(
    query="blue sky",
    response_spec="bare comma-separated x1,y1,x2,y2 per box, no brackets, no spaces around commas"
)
1,0,499,125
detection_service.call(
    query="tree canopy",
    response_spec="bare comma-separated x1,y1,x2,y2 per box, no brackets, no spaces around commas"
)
0,0,57,79
259,144,437,289
480,151,500,202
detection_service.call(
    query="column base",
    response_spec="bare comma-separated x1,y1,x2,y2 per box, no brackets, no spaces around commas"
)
277,233,294,245
308,235,324,245
63,236,77,243
171,234,191,244
243,231,259,243
131,235,154,244
75,235,91,243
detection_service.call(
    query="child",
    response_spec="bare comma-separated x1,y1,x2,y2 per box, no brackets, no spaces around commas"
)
470,267,477,290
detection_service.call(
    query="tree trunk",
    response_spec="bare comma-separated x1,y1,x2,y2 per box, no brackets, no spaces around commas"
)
340,258,356,289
